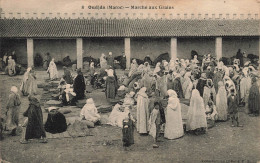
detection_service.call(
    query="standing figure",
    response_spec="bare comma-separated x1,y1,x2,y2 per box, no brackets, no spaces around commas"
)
172,72,184,98
186,89,207,135
73,69,86,100
164,90,184,139
20,67,37,96
89,62,95,77
7,56,16,76
213,69,224,93
10,51,17,63
136,87,150,134
122,112,135,149
203,79,216,107
43,53,51,70
34,53,43,67
107,52,114,68
128,59,138,78
216,81,228,121
228,89,243,127
100,53,107,69
148,102,162,148
236,49,244,67
20,96,47,144
196,73,207,97
105,68,118,99
205,100,218,128
62,67,73,85
47,58,58,80
5,86,21,136
240,67,252,110
121,52,127,70
248,77,259,116
182,72,193,99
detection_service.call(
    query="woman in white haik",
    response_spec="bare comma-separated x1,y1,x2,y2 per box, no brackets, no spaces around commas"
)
80,98,101,124
186,89,207,135
47,58,58,80
164,89,184,139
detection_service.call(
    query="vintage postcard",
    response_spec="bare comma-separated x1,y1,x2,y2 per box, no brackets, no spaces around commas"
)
0,0,259,162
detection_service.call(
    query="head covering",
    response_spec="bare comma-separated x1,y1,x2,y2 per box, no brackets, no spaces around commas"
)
48,106,58,112
164,61,169,67
218,81,224,87
11,86,18,93
27,67,32,72
252,77,257,83
109,52,112,56
167,89,178,98
129,91,135,97
118,85,126,91
8,56,12,59
65,84,71,89
139,87,146,93
90,62,94,68
242,67,248,76
86,98,94,104
184,72,191,79
106,69,114,77
28,95,40,107
200,73,207,79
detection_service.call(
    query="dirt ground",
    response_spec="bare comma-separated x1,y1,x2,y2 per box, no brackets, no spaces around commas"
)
0,70,260,163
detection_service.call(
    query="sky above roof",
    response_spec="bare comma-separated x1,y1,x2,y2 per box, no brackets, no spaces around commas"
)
1,0,259,15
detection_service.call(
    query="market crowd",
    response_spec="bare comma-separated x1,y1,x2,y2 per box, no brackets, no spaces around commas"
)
1,49,259,148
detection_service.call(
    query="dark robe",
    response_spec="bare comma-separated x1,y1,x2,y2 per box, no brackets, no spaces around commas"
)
196,78,207,97
205,69,214,79
63,56,72,67
23,98,46,140
144,56,153,65
228,95,238,114
63,69,73,84
11,54,17,63
248,83,260,115
73,74,86,100
45,112,67,134
34,54,43,67
172,77,184,98
120,56,126,70
107,56,114,68
122,118,134,147
236,50,243,67
105,76,117,99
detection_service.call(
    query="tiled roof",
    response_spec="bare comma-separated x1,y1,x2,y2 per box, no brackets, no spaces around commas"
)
0,19,259,38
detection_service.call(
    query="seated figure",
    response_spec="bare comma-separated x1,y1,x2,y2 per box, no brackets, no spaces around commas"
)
80,98,101,124
44,107,67,134
61,84,77,106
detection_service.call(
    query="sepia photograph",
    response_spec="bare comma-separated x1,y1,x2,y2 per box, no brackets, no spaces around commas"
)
0,0,259,162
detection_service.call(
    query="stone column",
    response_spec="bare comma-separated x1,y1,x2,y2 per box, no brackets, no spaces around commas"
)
170,37,177,61
27,38,34,68
124,38,131,69
76,38,83,69
215,37,222,60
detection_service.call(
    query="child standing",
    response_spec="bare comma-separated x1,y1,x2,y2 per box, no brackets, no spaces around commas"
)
228,89,243,127
122,112,135,150
205,100,218,128
148,102,161,148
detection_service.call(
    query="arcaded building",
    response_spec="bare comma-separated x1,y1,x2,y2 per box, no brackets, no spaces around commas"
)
0,13,259,69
